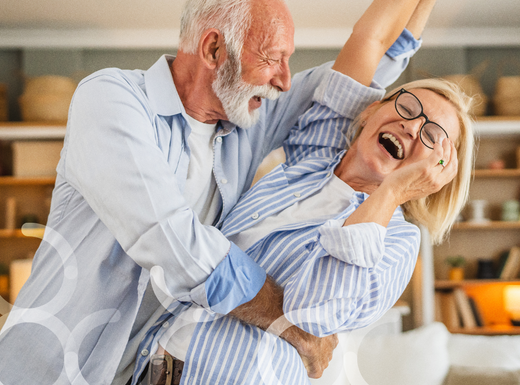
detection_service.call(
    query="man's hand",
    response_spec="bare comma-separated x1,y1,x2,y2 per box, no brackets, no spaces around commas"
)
229,275,337,378
292,331,338,378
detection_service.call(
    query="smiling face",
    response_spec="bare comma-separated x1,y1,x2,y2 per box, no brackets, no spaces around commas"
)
212,0,294,128
343,88,461,189
239,0,294,101
212,49,283,128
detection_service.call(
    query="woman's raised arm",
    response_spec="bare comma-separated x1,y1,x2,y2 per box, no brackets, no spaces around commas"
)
332,0,423,86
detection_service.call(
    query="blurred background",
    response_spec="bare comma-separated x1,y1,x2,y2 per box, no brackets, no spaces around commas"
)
0,0,519,120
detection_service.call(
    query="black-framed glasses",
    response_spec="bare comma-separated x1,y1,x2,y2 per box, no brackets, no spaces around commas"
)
385,88,449,149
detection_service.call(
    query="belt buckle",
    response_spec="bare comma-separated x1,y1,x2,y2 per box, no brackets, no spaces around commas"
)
147,354,173,385
147,353,184,385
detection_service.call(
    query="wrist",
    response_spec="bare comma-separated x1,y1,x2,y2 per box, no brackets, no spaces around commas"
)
279,321,316,353
377,178,403,207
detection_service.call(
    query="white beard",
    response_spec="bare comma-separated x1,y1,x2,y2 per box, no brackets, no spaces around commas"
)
212,53,281,128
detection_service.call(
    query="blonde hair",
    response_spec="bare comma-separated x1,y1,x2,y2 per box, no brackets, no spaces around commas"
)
348,78,475,244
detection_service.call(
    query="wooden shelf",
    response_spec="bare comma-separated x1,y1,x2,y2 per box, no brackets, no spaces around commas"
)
0,176,55,186
473,168,520,178
0,123,66,141
435,279,520,289
0,228,45,239
474,117,520,137
452,221,520,230
449,325,520,335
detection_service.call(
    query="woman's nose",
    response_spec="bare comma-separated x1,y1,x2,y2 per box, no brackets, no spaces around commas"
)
401,118,425,139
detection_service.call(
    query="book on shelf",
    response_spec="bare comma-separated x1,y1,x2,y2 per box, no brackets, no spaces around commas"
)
435,291,461,330
437,288,486,330
453,288,477,329
467,296,484,327
498,246,520,280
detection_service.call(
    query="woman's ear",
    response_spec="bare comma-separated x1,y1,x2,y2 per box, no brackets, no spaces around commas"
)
365,100,381,114
358,101,380,124
361,100,384,123
198,28,227,70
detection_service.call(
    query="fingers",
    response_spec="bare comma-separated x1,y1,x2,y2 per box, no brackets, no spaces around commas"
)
443,139,458,181
431,137,449,169
301,334,338,379
431,138,458,191
432,138,457,172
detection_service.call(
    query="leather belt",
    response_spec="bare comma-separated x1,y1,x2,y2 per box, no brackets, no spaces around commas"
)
146,352,184,385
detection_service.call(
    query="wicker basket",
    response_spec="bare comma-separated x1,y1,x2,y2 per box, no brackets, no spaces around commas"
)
493,76,520,116
19,75,76,123
19,93,73,123
493,61,520,116
443,74,488,116
24,75,76,96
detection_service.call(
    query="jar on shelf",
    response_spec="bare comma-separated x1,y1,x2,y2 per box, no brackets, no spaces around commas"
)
502,200,519,222
445,255,466,281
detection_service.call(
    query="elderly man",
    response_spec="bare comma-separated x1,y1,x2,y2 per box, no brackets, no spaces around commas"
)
0,0,420,384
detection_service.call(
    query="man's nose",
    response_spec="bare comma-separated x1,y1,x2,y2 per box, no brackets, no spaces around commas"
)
271,61,291,92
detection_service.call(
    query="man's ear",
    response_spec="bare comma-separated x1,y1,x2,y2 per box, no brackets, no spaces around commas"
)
198,28,227,70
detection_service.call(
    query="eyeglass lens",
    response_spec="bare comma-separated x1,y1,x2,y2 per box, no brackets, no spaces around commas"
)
395,91,447,149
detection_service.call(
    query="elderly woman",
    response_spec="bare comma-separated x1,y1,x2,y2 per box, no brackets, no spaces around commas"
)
134,0,474,383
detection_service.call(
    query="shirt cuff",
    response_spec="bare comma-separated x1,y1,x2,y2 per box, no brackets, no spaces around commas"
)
318,220,386,268
386,28,422,59
202,242,267,314
314,71,385,120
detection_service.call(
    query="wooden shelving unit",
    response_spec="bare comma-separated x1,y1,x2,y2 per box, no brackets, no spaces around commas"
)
435,279,520,289
0,122,66,141
453,221,520,230
0,176,56,186
473,169,520,178
432,117,520,335
449,325,520,336
0,124,65,302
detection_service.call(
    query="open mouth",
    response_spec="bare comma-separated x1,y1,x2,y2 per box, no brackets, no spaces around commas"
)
379,133,404,160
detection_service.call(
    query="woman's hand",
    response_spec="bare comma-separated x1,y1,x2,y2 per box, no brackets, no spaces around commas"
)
342,138,457,229
382,138,458,207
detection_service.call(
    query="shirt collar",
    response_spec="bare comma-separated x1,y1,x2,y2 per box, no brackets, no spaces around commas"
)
144,54,186,117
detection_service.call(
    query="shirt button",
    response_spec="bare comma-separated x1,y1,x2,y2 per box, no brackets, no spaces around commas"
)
221,178,228,184
141,349,149,357
293,193,301,198
251,213,259,220
162,321,170,328
327,172,332,177
216,137,222,143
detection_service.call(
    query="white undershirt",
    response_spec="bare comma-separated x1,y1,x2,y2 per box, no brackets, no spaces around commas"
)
228,173,354,250
160,174,354,360
182,114,221,225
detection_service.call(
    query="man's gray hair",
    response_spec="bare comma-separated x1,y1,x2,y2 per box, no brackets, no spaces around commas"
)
179,0,253,59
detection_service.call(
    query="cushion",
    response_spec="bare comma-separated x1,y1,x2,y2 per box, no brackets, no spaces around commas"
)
448,334,520,370
443,366,520,385
355,322,450,385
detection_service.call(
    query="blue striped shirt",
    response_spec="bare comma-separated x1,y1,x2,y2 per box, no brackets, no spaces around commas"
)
129,29,422,384
162,71,421,384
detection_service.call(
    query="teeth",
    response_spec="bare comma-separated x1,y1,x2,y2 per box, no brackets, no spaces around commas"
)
382,133,403,159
